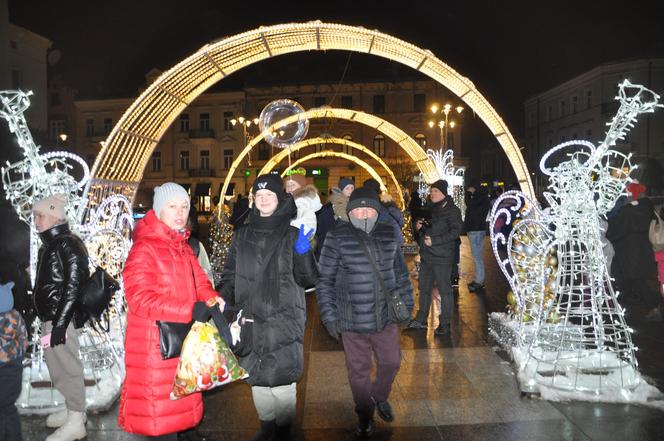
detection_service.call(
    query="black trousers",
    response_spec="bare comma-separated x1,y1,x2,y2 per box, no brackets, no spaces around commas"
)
416,260,454,325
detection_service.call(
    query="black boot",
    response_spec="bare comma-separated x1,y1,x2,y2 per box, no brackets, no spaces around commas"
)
250,420,276,441
355,409,374,439
178,428,207,441
274,422,291,440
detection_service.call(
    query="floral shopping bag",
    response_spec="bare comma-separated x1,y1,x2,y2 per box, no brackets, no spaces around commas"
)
171,320,248,400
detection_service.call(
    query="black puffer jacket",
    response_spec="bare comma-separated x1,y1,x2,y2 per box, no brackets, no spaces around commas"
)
34,223,89,329
419,198,462,263
464,187,491,232
219,196,318,387
316,221,414,333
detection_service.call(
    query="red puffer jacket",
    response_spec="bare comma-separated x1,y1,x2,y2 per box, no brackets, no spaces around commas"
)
119,210,218,436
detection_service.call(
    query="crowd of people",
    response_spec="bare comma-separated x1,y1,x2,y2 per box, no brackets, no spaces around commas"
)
1,174,663,441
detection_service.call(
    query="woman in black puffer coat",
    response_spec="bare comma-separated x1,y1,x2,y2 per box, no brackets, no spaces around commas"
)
219,174,317,440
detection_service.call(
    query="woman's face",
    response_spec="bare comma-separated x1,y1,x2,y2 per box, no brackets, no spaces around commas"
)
159,199,190,230
285,179,301,194
254,189,279,217
342,184,355,197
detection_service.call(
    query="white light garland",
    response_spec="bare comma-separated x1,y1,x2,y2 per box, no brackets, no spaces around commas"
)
489,80,663,398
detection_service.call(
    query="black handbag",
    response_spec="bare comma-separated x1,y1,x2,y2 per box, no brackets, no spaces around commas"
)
352,229,411,325
156,320,193,360
79,267,119,320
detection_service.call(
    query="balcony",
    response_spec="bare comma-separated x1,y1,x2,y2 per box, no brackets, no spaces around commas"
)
188,168,216,177
188,129,215,139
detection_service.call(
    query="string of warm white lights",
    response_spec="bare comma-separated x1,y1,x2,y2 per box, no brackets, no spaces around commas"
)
88,21,533,201
427,148,466,218
489,80,663,399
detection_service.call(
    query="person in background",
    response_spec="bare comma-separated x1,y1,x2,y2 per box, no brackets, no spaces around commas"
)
464,184,491,292
0,280,28,441
362,178,404,246
315,178,355,258
407,180,462,335
316,187,413,438
120,183,222,441
284,173,323,234
230,194,250,229
219,174,318,441
32,194,89,441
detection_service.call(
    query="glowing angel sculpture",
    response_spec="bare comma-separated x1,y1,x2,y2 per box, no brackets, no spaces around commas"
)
490,80,662,398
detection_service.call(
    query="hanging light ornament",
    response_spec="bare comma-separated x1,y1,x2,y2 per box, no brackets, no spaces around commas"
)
488,80,663,401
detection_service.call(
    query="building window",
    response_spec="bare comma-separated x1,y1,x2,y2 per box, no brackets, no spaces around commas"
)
180,151,190,170
200,150,210,170
314,96,326,107
559,100,566,117
546,105,552,122
51,92,61,106
258,142,270,160
223,149,233,169
49,120,66,140
223,111,234,131
373,95,385,114
413,94,426,113
572,95,578,113
341,95,353,109
151,151,161,172
103,118,113,134
11,70,20,89
415,133,426,147
342,134,353,155
373,134,386,157
180,114,189,132
586,90,592,109
85,118,94,137
200,113,210,131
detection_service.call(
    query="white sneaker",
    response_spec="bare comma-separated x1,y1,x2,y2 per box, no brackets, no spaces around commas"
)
46,409,88,428
46,409,68,428
45,411,87,441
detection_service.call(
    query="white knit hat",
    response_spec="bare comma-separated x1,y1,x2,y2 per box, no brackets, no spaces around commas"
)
33,193,67,220
153,183,190,217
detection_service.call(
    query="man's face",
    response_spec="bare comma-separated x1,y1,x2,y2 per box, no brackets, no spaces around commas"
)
429,187,445,203
33,211,61,233
349,207,378,220
159,199,190,230
255,189,279,217
342,184,355,197
285,179,302,194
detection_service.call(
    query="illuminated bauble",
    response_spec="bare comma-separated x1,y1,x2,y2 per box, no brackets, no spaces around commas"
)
259,99,309,149
506,290,517,306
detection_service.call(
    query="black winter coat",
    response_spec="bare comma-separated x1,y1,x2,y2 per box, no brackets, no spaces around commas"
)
464,188,491,232
419,198,462,263
34,223,89,329
316,221,414,334
219,197,318,387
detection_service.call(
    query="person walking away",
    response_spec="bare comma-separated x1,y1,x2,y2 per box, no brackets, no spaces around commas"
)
316,187,413,438
406,180,462,335
464,184,491,292
32,194,89,441
219,174,318,441
0,280,28,441
120,183,223,441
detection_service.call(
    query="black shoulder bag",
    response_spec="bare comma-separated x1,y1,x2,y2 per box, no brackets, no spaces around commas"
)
351,228,411,325
156,265,197,360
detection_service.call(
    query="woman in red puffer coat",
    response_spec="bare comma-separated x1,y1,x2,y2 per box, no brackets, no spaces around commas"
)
119,183,222,440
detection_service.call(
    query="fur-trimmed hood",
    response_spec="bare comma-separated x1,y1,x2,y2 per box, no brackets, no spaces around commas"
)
328,188,349,222
293,185,323,212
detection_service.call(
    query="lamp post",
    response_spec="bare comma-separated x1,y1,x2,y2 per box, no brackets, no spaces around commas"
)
428,102,464,153
230,116,259,167
58,133,68,149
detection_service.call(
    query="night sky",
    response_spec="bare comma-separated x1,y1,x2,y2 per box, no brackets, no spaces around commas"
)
8,0,664,133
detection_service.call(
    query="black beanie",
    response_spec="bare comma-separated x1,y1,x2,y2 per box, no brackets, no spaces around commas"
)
347,186,382,213
430,179,448,195
252,174,286,201
362,178,381,195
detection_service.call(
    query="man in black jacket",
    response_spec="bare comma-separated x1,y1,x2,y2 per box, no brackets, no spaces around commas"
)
33,194,89,441
464,184,491,292
316,187,414,438
407,180,462,335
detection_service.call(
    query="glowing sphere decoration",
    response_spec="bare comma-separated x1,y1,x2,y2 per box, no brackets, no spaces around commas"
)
259,99,309,149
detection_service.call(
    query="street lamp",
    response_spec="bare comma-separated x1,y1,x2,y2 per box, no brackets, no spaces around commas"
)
58,133,68,149
230,116,259,166
428,102,464,150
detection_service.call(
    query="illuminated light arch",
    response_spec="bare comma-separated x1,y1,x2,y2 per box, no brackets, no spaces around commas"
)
258,136,404,208
281,151,387,193
90,21,533,201
220,107,436,201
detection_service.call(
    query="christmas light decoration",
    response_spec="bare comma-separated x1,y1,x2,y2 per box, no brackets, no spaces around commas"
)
426,148,466,217
488,80,663,401
88,21,532,201
208,204,234,285
259,136,404,209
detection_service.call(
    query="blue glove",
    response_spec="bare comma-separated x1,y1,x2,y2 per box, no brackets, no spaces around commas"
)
294,224,314,254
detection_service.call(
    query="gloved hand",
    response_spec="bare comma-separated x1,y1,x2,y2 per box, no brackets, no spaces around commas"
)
294,224,314,254
50,326,67,347
192,301,212,322
324,321,340,341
